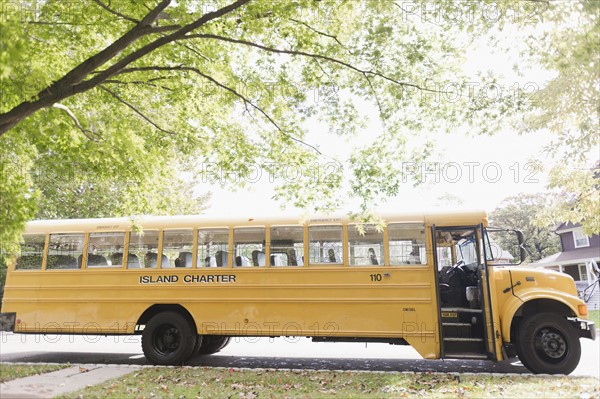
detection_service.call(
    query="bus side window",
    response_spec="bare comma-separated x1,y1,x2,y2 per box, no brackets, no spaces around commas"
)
112,253,141,269
214,250,228,267
270,226,304,266
233,227,265,267
176,252,193,268
128,230,160,268
144,252,169,268
47,233,84,270
198,228,230,268
309,225,343,265
388,224,426,266
15,234,46,270
80,253,107,268
87,232,125,268
348,224,384,266
252,250,266,266
162,229,194,268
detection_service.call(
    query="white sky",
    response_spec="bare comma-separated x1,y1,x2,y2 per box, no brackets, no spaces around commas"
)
203,17,557,217
204,129,554,216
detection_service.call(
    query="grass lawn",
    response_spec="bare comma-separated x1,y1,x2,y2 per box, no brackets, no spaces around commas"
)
61,367,600,399
0,363,69,383
587,309,600,327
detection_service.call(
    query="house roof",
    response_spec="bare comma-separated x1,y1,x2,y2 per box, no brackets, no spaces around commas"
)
555,221,582,234
534,246,600,267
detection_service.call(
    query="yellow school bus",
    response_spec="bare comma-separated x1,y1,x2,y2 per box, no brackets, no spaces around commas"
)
0,211,595,374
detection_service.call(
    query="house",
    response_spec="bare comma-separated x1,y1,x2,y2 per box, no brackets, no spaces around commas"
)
534,222,600,309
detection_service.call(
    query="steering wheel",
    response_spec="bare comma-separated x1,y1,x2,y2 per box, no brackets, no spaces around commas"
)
446,259,464,274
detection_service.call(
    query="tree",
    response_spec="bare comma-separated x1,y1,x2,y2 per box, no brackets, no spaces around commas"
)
489,193,561,262
1,0,525,250
32,160,210,220
517,0,599,234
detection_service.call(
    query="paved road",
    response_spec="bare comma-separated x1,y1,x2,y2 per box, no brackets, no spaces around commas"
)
1,333,599,377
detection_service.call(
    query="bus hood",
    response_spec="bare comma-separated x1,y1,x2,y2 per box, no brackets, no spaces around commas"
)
507,267,579,298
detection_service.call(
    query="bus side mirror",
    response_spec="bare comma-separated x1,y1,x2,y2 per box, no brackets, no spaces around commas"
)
516,230,526,264
485,228,528,265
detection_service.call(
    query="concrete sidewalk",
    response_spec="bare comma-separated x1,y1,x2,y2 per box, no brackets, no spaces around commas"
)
0,364,140,399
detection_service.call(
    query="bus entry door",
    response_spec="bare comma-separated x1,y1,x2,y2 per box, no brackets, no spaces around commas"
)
433,225,498,360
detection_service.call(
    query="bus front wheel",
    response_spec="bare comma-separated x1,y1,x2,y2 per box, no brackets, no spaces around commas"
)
516,312,581,375
142,312,196,365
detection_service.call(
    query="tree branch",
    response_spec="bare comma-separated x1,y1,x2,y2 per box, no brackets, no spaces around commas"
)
287,18,347,49
52,103,99,142
112,65,322,154
0,0,253,136
189,69,285,129
99,85,176,135
363,72,385,120
174,41,211,62
92,0,140,23
0,0,174,134
149,25,183,33
79,0,251,92
52,0,172,88
104,77,174,91
184,33,437,94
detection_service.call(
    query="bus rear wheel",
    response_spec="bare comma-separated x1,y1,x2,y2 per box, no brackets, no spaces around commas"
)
516,313,581,375
142,312,196,365
194,335,231,355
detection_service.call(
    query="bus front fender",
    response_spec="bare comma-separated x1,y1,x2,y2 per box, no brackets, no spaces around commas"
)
500,290,581,343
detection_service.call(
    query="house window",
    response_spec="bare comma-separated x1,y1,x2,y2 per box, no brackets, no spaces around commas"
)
563,265,580,281
573,229,589,248
578,264,588,282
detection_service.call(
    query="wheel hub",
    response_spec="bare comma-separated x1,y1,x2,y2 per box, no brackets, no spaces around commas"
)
163,329,177,348
155,325,180,354
539,330,567,359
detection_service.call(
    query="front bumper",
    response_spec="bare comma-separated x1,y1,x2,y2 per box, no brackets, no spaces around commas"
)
0,312,16,332
570,317,596,340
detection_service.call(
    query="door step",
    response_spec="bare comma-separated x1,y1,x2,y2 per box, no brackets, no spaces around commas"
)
442,322,473,339
445,353,489,360
443,337,484,343
441,307,482,313
440,306,488,357
444,337,486,354
443,322,471,327
441,308,485,338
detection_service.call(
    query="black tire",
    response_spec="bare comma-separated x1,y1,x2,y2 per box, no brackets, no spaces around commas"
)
191,334,204,356
142,312,197,365
515,313,581,374
197,336,231,355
